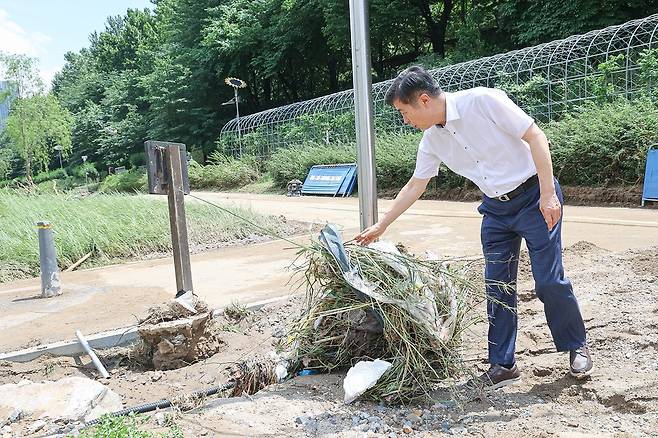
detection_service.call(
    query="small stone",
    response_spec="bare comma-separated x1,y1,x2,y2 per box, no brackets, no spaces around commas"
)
360,423,370,432
154,412,166,426
368,416,381,423
532,366,552,377
295,416,306,425
304,419,318,433
406,413,422,424
441,420,451,433
368,423,382,433
388,433,398,438
625,351,632,359
452,425,467,434
199,373,215,385
2,426,11,434
8,409,23,423
352,416,360,426
567,421,579,427
402,425,413,434
150,372,163,382
29,420,46,434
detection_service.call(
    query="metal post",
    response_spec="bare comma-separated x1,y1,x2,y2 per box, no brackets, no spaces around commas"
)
234,87,242,157
164,145,193,296
36,221,62,298
349,0,378,230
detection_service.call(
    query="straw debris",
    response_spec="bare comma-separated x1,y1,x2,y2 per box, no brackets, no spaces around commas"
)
286,233,482,404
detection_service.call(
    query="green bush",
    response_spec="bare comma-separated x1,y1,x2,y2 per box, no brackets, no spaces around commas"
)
266,132,468,191
188,155,260,190
266,142,356,187
545,97,658,186
33,168,68,184
73,162,100,179
99,169,147,193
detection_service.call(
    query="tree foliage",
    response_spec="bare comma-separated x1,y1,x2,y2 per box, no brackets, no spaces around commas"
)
0,0,655,180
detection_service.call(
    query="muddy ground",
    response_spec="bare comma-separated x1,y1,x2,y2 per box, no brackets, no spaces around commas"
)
1,242,658,437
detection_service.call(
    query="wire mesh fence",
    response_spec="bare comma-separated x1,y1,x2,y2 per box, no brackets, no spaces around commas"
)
219,14,658,159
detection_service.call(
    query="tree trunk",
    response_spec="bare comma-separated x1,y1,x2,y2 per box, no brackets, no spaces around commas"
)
327,57,339,92
263,77,272,105
418,0,454,57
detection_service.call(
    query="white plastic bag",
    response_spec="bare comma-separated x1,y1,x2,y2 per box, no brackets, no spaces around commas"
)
343,359,392,404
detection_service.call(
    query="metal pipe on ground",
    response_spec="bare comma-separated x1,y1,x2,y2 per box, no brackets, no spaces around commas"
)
75,330,110,379
83,382,236,427
36,221,62,298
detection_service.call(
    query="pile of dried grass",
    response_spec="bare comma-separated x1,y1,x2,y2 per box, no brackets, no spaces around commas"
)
286,228,483,404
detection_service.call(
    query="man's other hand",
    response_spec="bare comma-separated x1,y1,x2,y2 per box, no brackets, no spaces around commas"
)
540,192,562,231
354,222,387,245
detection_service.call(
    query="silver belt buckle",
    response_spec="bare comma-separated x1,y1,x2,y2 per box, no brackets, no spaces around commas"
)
497,194,511,202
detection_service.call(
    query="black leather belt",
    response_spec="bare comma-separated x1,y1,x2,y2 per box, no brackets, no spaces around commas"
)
495,174,539,201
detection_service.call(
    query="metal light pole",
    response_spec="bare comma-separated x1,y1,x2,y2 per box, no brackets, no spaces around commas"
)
82,155,88,184
225,77,247,157
53,145,63,170
349,0,378,230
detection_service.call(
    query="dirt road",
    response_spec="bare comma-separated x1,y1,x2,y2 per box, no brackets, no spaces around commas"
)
1,193,658,352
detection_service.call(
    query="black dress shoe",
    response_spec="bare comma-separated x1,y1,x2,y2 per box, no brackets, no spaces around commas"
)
468,364,521,390
570,344,593,378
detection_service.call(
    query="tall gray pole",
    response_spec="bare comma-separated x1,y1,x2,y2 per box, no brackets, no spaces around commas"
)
164,145,193,296
349,0,378,230
234,88,242,157
37,221,62,298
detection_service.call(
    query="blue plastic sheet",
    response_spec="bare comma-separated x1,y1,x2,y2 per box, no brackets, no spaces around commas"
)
643,146,658,206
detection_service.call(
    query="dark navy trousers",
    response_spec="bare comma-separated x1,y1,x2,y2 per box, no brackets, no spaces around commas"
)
477,178,586,366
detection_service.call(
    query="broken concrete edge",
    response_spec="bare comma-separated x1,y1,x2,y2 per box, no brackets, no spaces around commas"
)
0,293,297,364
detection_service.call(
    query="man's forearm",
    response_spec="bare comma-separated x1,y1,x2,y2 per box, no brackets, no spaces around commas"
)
523,124,556,195
379,177,428,227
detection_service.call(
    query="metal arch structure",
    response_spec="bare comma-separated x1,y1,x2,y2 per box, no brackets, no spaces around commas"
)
220,14,658,158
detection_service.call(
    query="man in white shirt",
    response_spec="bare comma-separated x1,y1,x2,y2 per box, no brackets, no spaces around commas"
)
355,66,592,388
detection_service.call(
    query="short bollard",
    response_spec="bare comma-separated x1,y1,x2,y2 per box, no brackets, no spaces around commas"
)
36,221,62,298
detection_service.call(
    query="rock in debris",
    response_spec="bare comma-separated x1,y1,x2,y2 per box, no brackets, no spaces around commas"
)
137,300,222,370
154,412,166,426
0,377,122,422
28,420,46,434
8,409,23,423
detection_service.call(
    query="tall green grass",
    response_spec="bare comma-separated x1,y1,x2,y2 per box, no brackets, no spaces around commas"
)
0,190,292,282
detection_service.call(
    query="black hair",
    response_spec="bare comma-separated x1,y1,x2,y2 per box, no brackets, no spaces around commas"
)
384,65,442,106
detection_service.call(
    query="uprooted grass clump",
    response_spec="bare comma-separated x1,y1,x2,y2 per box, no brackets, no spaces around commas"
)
285,240,483,404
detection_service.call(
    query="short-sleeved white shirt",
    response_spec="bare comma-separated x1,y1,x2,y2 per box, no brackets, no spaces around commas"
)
413,87,536,198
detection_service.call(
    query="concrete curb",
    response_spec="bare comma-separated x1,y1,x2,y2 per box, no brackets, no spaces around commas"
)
0,294,295,363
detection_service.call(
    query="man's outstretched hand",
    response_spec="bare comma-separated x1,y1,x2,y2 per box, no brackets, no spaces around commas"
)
354,222,387,246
